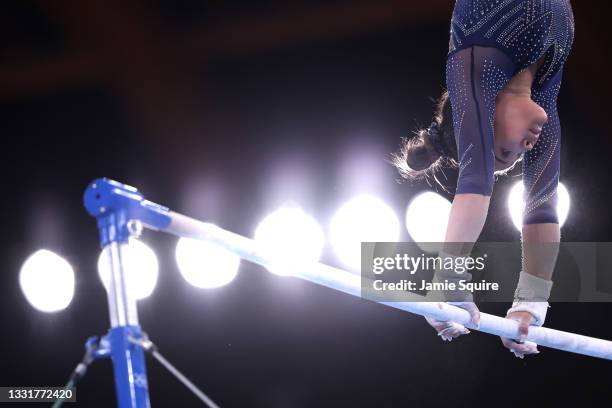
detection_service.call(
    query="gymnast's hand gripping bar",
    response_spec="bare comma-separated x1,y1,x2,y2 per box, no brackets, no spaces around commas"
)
83,177,612,408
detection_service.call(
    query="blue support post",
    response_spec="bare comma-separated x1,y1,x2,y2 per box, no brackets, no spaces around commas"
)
83,178,171,408
108,326,150,408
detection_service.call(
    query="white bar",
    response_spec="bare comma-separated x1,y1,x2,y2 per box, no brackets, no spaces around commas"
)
166,212,612,360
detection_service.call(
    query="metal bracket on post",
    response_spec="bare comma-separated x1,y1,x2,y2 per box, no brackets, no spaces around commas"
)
83,178,171,408
83,178,172,246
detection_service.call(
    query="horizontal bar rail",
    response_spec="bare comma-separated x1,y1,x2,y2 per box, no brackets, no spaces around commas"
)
166,212,612,360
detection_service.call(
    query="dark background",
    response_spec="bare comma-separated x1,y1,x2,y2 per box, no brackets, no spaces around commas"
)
1,1,611,407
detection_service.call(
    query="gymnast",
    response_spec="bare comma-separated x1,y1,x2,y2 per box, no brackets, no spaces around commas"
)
392,0,574,358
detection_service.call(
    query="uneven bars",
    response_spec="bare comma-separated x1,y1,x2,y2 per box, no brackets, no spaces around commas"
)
165,212,612,361
83,179,612,361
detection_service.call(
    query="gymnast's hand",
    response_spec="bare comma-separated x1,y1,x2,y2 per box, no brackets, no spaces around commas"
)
500,311,540,358
424,302,480,341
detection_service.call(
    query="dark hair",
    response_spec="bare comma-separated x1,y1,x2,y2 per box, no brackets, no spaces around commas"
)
391,90,457,186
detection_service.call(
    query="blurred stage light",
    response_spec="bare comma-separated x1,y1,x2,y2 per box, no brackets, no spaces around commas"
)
98,238,159,300
557,183,571,225
19,249,75,313
337,144,388,194
405,192,451,242
254,206,324,276
175,236,240,288
330,195,400,270
508,181,570,230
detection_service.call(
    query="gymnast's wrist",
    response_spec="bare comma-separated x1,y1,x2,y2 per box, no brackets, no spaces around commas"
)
506,271,553,326
431,251,474,302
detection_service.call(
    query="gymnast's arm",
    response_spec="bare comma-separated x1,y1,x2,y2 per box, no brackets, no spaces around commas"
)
439,194,489,305
522,223,559,282
442,46,516,255
443,193,489,252
501,68,565,357
425,46,516,337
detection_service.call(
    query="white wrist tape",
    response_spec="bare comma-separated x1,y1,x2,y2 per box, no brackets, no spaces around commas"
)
507,301,549,327
507,271,553,327
513,271,553,301
431,251,473,302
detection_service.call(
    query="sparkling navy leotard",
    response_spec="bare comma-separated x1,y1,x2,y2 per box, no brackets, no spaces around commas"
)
446,0,574,224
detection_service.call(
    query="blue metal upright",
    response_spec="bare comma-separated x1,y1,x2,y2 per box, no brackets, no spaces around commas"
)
84,178,171,408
